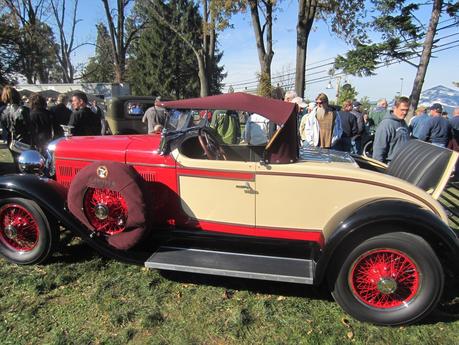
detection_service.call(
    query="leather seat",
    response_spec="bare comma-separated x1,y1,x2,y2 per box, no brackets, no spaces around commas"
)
387,139,453,192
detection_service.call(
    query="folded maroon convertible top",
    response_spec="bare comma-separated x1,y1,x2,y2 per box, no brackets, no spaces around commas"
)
158,92,296,127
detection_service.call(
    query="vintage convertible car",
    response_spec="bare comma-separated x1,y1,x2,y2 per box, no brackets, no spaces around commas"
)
0,93,458,326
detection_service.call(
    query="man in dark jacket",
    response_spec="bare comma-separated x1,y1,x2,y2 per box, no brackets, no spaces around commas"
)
68,91,101,136
50,94,72,138
350,101,364,154
418,103,451,148
373,97,410,164
335,100,358,152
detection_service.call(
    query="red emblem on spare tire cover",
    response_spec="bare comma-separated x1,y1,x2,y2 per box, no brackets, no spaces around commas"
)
67,161,149,250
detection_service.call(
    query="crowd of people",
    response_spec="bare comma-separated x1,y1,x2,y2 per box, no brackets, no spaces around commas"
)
0,86,105,166
2,84,459,169
290,90,459,165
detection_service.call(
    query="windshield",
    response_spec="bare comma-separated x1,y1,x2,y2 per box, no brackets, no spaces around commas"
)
165,109,210,131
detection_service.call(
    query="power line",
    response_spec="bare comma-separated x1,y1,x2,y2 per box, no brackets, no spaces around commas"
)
226,20,459,90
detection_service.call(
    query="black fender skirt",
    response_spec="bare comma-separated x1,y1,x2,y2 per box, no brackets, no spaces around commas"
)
314,199,459,284
0,174,146,265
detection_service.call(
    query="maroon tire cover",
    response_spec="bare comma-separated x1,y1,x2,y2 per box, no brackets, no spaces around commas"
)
67,161,149,250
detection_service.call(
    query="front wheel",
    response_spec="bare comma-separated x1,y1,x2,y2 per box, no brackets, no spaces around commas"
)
332,232,443,325
0,198,58,264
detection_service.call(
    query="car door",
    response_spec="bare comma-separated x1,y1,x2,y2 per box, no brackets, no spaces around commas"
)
172,149,256,228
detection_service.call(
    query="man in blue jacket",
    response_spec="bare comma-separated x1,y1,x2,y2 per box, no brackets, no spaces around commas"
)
418,103,451,148
373,97,410,164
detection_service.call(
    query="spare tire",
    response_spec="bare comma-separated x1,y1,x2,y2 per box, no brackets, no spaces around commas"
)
67,161,149,250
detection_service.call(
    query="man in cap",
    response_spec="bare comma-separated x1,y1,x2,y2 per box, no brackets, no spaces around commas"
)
418,103,451,148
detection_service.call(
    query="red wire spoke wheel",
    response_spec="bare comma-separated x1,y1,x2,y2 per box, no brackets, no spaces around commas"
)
0,204,39,251
83,188,128,235
0,198,58,265
349,249,419,309
331,232,444,325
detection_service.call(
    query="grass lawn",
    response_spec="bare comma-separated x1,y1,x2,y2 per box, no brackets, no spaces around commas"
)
0,146,458,344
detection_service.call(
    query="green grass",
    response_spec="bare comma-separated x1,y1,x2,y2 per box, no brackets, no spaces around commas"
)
0,146,458,344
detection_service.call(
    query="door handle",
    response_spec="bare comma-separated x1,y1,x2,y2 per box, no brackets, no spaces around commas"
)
236,182,252,189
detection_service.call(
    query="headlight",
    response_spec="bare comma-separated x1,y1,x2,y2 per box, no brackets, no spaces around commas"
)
46,138,65,177
18,150,46,174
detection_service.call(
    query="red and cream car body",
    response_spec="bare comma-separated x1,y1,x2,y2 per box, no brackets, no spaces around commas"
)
0,93,458,326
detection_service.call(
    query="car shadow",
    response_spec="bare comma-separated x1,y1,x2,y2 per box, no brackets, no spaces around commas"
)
159,270,334,302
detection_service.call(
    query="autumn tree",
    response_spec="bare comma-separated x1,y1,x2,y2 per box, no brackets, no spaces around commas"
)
334,0,459,121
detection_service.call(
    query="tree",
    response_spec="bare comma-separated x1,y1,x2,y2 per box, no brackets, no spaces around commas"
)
2,0,59,83
81,23,115,83
247,0,275,97
129,0,225,98
101,0,144,83
0,13,20,84
334,1,459,121
295,0,366,98
337,83,358,106
149,0,233,97
50,0,82,83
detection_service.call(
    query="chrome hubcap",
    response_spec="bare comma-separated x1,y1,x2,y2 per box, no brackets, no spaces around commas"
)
377,278,398,294
94,204,109,220
4,225,17,239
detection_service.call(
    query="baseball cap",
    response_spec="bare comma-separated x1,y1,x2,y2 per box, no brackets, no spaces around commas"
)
352,101,361,108
430,103,443,112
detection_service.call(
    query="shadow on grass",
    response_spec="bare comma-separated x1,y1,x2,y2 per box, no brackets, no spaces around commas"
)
159,270,334,302
48,241,100,264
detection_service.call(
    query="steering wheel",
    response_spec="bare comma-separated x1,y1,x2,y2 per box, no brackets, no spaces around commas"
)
198,129,227,160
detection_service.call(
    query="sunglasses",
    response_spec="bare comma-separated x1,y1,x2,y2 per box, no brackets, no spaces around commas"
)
316,101,323,104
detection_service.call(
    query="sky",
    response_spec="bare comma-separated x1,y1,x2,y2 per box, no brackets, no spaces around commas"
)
69,0,458,102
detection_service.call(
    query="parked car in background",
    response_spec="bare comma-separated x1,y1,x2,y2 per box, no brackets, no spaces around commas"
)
105,96,155,134
0,93,458,326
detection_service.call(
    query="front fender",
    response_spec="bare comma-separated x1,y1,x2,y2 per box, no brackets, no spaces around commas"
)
315,199,459,284
0,174,146,265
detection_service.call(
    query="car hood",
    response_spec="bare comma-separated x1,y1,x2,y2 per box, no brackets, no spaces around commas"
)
55,134,162,163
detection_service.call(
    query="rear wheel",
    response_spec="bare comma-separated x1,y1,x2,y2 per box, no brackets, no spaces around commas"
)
332,232,443,325
0,198,58,264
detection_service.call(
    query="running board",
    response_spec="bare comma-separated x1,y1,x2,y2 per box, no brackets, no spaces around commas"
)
145,246,315,284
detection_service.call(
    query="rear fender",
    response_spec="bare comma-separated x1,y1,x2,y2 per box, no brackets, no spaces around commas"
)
315,199,459,285
0,174,146,265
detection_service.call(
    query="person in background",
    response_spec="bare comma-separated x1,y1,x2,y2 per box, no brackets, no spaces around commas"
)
29,93,53,153
91,99,106,135
369,98,389,127
335,100,358,152
50,94,72,138
143,97,166,134
1,86,32,164
68,91,102,136
418,103,451,148
243,113,271,145
373,96,410,164
449,107,459,140
210,109,241,144
409,106,429,139
350,101,364,154
0,88,8,144
283,90,297,103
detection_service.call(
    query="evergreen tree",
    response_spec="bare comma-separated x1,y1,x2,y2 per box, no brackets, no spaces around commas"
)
82,23,115,83
128,0,224,98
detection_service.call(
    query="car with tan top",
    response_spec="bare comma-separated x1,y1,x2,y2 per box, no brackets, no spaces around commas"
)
0,92,458,326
